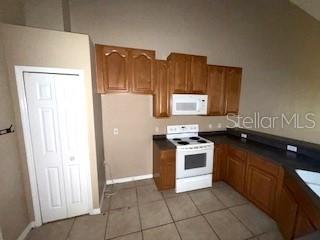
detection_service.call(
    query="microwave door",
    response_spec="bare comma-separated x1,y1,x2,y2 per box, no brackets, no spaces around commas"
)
174,101,200,115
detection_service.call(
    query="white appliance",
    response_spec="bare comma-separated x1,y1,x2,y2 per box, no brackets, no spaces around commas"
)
24,72,91,223
167,124,214,193
172,94,208,115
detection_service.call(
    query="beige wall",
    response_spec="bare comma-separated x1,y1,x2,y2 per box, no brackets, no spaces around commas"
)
1,23,103,218
24,0,71,31
0,2,29,240
0,0,25,25
70,0,320,179
0,32,30,240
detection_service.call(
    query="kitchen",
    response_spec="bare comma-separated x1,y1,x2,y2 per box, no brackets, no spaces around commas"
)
0,0,320,240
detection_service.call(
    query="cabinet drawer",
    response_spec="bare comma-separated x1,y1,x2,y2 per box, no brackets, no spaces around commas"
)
228,145,246,160
247,153,280,177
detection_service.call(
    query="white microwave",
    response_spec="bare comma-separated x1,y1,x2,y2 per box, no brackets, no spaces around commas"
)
172,94,208,115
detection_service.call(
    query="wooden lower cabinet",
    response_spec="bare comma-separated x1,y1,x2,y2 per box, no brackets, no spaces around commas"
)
246,153,282,217
277,186,298,240
213,144,227,181
153,143,175,190
295,209,317,238
225,146,247,194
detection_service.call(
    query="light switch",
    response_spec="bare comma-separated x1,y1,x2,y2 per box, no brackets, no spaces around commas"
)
113,128,119,135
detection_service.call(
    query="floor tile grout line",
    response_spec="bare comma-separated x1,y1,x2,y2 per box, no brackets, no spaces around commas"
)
65,217,76,240
107,230,142,240
103,195,112,240
163,193,183,240
136,187,145,240
186,191,223,240
210,184,263,237
227,205,257,237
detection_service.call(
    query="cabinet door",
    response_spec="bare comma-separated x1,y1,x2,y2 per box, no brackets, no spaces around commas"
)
226,146,247,193
277,186,298,240
224,67,242,114
190,55,207,93
246,163,278,216
168,53,190,93
295,209,317,238
160,150,176,190
130,49,155,94
153,60,170,118
96,45,130,93
213,144,227,181
246,154,282,217
207,65,226,115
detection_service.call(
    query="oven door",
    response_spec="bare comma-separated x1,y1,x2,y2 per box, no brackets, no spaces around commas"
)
176,147,213,179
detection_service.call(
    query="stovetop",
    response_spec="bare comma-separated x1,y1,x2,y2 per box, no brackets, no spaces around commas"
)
166,124,214,149
168,135,213,149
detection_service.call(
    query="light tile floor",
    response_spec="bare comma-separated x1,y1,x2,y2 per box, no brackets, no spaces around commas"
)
26,180,283,240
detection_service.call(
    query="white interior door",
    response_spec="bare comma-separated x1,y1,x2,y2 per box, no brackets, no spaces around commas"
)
24,72,90,223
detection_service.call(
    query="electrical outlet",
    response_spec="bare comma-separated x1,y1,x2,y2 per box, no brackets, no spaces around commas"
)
113,128,119,135
287,145,298,152
241,133,247,139
155,126,159,133
208,124,212,129
217,123,222,128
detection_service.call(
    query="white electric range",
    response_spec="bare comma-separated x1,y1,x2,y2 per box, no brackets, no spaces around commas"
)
167,124,214,193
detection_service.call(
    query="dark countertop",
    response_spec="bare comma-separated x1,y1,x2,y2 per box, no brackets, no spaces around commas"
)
152,135,175,150
153,132,320,209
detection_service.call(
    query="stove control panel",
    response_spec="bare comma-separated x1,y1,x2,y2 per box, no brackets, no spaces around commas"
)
167,124,199,134
177,143,214,151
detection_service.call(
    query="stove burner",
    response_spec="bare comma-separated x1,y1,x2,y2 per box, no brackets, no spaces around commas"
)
198,140,207,143
173,138,182,141
177,141,190,145
189,137,200,140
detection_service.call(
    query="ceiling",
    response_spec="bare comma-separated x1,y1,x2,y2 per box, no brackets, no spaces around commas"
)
290,0,320,21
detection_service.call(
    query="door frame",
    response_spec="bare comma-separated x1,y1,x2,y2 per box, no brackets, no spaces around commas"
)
15,66,94,227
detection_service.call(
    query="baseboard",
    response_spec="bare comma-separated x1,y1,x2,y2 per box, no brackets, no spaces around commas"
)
17,221,35,240
89,208,101,215
106,174,153,185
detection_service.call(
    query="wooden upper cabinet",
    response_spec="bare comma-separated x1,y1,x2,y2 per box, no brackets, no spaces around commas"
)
207,65,226,115
130,49,155,94
95,44,154,94
224,67,242,114
95,45,129,93
168,53,207,94
168,53,190,93
190,55,207,93
153,60,170,118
